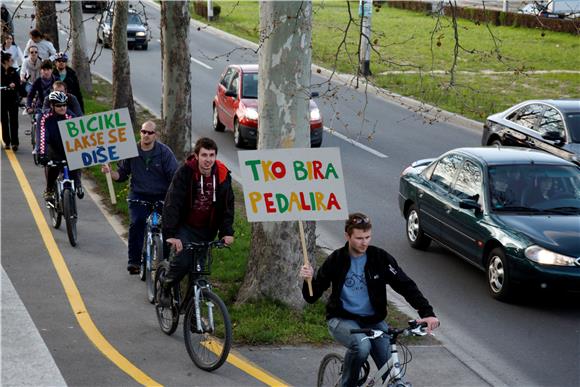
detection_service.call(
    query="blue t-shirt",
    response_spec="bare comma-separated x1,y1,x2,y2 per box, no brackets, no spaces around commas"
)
340,254,375,316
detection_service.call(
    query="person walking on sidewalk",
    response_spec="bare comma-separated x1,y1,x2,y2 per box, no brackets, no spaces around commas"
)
1,52,21,150
158,137,234,306
300,213,440,387
101,121,178,275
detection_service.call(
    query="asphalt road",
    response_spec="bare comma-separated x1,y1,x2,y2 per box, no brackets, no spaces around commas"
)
3,1,579,386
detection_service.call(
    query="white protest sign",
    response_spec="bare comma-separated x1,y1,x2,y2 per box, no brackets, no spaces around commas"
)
58,108,138,171
238,148,349,222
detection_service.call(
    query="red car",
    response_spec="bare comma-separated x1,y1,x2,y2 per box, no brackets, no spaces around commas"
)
212,64,323,148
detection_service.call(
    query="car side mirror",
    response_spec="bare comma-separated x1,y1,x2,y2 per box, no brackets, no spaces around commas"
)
459,199,481,212
311,91,319,98
225,90,237,98
541,131,564,143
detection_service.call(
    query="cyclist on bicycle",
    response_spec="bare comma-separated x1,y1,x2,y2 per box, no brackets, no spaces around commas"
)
300,213,440,387
101,121,178,275
26,59,57,153
38,91,83,199
158,137,234,306
42,80,83,117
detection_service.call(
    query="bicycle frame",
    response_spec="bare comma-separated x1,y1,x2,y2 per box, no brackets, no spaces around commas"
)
144,203,163,270
367,341,405,386
47,162,75,210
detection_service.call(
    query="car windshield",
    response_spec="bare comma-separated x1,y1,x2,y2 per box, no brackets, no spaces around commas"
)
242,73,258,99
564,112,580,143
128,14,142,25
488,164,580,214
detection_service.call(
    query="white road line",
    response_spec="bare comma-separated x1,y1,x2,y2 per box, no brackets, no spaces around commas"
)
324,127,388,159
190,56,212,70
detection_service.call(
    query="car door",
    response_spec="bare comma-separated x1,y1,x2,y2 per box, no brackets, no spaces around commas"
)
418,153,463,240
535,106,572,161
446,159,486,262
216,67,236,129
223,70,240,129
504,103,544,147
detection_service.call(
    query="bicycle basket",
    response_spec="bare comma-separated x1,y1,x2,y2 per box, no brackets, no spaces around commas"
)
191,246,212,275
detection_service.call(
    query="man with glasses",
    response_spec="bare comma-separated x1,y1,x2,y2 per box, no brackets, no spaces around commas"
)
300,213,440,387
53,52,84,113
101,121,178,275
38,91,83,199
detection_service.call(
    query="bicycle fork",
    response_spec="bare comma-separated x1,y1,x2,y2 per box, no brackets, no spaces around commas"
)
193,285,215,333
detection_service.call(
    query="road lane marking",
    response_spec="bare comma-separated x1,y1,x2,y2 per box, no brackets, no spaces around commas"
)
203,341,289,387
3,148,162,387
324,126,388,158
191,56,213,69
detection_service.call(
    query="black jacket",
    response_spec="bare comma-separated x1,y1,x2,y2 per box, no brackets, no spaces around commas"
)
1,65,20,106
163,156,235,241
303,244,435,324
53,66,84,113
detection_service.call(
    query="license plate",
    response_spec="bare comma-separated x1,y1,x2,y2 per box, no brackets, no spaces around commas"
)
127,37,135,42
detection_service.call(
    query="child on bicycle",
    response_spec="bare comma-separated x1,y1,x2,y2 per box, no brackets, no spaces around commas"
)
300,213,440,387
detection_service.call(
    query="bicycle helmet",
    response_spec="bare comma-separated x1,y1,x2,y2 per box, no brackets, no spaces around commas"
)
55,52,68,62
49,91,68,104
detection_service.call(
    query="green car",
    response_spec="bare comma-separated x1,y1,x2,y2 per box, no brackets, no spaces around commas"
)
399,147,580,301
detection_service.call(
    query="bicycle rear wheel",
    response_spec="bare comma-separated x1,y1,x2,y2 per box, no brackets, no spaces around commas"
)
154,261,178,335
146,235,163,303
139,236,147,281
317,353,343,387
63,188,78,246
47,183,62,229
183,288,232,371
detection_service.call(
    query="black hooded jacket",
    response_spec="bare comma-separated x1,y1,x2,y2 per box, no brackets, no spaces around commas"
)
303,243,436,324
163,156,234,241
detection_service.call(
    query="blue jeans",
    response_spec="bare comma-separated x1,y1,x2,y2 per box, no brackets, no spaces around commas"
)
327,318,390,387
128,193,165,266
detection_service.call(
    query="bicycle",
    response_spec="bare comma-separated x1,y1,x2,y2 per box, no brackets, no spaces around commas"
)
23,109,38,165
154,240,232,371
127,198,164,303
45,160,78,247
317,320,428,387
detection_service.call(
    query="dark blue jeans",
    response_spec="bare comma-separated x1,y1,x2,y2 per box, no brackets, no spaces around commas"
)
327,318,390,387
127,193,165,266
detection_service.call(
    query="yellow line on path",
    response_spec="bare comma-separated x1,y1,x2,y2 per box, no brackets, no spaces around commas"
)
4,148,162,387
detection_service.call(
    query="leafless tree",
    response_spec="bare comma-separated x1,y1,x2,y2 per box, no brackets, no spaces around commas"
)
160,0,191,156
34,0,59,51
70,0,92,94
237,1,316,309
111,1,136,126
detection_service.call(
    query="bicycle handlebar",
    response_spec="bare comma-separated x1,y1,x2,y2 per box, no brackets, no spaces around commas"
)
350,321,428,338
127,199,165,208
182,240,228,250
46,160,68,167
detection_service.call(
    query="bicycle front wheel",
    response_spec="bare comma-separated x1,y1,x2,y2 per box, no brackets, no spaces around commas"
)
63,188,77,246
48,183,62,229
183,288,232,371
154,261,178,335
317,353,343,387
146,234,163,303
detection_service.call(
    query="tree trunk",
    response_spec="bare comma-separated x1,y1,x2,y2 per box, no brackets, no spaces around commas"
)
160,1,191,156
70,0,92,94
237,1,315,309
111,1,136,127
34,0,59,51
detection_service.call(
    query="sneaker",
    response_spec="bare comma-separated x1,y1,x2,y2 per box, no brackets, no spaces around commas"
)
11,145,18,152
127,264,140,275
43,190,55,201
76,185,84,199
158,286,172,307
4,144,10,150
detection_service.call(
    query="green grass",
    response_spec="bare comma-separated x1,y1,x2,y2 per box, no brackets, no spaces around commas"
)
192,1,579,121
83,74,435,345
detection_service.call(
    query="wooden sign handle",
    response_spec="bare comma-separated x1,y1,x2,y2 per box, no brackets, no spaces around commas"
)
105,170,117,205
298,220,313,297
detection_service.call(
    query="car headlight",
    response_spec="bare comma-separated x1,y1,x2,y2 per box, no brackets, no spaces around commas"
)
310,108,321,121
524,245,577,266
136,31,146,37
245,108,258,121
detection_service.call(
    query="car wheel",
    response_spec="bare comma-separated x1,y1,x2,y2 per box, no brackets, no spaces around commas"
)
233,119,244,148
406,204,431,250
213,105,225,132
97,34,102,44
490,139,502,147
141,43,148,50
486,247,513,301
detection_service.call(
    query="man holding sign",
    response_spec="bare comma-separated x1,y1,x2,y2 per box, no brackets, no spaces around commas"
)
101,121,178,275
300,213,440,387
158,137,234,306
39,91,83,199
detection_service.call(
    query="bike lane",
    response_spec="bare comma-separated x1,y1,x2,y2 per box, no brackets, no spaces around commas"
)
1,115,287,386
